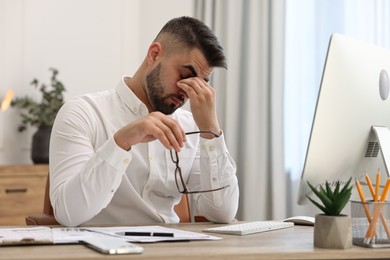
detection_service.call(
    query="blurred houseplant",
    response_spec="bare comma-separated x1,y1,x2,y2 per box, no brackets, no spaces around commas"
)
307,177,353,249
11,68,65,163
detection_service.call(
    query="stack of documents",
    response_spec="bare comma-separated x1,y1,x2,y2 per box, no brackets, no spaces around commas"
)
0,226,221,245
0,227,52,245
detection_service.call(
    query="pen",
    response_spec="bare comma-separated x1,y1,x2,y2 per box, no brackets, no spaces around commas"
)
116,232,174,237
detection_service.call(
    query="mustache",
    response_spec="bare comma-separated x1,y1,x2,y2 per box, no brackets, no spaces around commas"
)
171,93,186,102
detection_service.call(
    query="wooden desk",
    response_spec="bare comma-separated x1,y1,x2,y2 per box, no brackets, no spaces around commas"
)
1,223,390,259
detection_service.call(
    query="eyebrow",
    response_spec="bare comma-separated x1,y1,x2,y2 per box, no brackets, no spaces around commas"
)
182,65,209,82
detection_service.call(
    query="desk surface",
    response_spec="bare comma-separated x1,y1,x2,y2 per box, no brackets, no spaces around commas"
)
1,223,390,260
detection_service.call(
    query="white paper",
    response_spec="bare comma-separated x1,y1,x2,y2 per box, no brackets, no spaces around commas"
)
0,227,53,245
82,226,222,243
52,227,114,244
1,225,221,245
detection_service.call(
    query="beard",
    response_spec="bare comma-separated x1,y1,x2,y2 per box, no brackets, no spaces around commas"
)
146,63,184,115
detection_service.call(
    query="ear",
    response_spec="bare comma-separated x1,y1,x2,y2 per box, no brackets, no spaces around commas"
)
147,42,163,65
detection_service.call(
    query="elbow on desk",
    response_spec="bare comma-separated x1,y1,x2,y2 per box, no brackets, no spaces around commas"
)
208,214,237,224
51,195,91,227
198,196,239,224
52,206,87,227
202,207,238,224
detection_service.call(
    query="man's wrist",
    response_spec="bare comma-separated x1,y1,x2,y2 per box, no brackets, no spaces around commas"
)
113,132,132,151
200,129,221,139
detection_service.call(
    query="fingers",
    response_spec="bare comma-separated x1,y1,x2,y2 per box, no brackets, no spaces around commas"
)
177,77,215,102
114,112,186,152
148,112,186,152
177,78,220,134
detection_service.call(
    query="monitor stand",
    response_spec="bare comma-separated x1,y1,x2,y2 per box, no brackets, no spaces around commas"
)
371,126,390,178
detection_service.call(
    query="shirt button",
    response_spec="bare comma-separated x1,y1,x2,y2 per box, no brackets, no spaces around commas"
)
208,146,215,152
111,189,115,193
145,185,151,191
212,177,217,182
123,158,129,164
149,155,154,160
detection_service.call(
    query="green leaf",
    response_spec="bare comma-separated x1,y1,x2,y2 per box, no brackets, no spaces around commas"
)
334,182,340,197
308,182,332,208
306,177,353,216
306,196,328,214
11,68,66,132
325,181,334,200
340,177,353,194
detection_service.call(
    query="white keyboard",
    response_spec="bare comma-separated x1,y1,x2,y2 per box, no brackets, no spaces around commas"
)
203,221,294,236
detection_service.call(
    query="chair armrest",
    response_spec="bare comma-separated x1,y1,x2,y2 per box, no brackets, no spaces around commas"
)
194,215,209,222
25,214,60,225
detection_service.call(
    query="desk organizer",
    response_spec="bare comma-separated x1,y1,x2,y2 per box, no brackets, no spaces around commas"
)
351,200,390,248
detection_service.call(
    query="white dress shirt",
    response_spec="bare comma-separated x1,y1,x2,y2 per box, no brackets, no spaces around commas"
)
49,76,239,227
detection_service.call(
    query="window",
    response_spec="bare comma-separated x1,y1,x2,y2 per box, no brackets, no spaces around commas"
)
284,0,390,215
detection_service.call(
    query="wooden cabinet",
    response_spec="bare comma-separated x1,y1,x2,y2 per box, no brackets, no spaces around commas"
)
0,165,48,226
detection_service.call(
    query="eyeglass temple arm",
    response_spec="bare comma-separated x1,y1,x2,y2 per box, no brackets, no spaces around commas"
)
185,131,220,138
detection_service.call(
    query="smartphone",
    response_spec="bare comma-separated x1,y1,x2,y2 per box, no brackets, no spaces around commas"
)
83,237,144,255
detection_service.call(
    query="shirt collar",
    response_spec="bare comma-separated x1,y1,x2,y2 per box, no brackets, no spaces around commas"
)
115,76,148,115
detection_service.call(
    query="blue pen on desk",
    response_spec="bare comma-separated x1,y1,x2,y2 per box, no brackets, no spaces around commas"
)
116,231,174,237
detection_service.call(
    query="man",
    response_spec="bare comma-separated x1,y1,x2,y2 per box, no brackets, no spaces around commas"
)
50,16,239,227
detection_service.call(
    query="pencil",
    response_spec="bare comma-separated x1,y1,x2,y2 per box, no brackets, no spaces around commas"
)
366,169,380,244
364,178,390,243
380,178,390,202
365,172,375,200
365,174,390,239
355,179,372,222
375,170,380,202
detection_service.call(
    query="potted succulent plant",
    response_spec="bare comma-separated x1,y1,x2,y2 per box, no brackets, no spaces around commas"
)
307,177,353,249
11,68,65,164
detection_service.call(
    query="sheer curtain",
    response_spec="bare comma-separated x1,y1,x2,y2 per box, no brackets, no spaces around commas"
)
194,0,287,221
284,0,390,216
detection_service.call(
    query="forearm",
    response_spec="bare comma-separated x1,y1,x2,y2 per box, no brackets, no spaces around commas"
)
193,135,239,223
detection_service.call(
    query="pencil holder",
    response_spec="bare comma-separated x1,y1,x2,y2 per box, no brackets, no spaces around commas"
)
351,200,390,248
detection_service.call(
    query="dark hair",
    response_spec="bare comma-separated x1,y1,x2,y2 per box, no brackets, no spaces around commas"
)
155,16,227,69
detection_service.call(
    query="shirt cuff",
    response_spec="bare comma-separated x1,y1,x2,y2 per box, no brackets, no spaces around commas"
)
200,132,228,159
96,136,132,172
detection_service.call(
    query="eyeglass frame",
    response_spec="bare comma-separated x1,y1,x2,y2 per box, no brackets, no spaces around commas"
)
169,130,230,194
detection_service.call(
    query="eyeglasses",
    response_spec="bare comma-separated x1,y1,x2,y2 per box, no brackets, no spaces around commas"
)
170,131,230,194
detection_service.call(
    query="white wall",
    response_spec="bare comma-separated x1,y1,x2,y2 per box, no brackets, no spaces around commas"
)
0,0,194,164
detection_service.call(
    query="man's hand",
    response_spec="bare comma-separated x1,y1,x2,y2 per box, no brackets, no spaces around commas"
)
177,77,221,138
114,112,186,151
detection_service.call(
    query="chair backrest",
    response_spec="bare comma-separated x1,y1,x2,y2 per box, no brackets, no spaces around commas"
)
26,173,193,225
25,173,59,225
42,174,54,216
174,193,191,222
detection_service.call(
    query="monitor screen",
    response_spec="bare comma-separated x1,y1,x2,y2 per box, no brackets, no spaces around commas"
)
297,33,390,205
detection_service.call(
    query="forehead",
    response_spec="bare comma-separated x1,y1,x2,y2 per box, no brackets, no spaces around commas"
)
169,48,213,79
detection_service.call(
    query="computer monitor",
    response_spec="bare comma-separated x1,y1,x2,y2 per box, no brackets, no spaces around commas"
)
297,33,390,205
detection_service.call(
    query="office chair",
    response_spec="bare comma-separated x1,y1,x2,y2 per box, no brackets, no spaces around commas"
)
25,174,59,225
25,174,205,225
